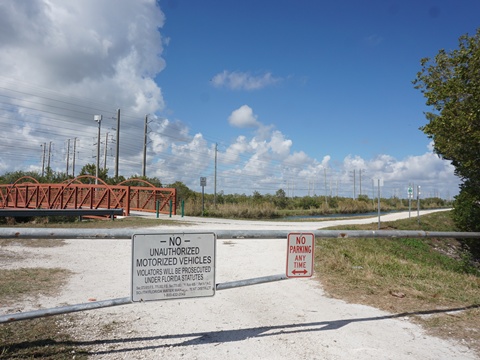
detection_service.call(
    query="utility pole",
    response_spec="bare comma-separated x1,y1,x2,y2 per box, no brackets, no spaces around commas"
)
72,138,77,177
66,138,70,176
377,179,381,229
324,168,328,206
359,169,363,196
103,132,109,171
352,169,356,199
142,114,148,177
115,109,120,179
41,143,46,177
417,185,421,225
94,115,102,184
47,141,52,172
214,143,217,207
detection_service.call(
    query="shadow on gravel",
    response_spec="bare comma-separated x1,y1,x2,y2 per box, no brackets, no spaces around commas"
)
3,304,478,357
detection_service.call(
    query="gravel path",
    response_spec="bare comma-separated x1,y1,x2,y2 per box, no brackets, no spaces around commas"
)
3,209,477,359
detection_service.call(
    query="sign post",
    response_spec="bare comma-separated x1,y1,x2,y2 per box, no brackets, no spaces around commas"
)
286,232,314,278
131,232,216,302
377,178,384,229
408,185,413,218
200,177,207,216
417,185,421,225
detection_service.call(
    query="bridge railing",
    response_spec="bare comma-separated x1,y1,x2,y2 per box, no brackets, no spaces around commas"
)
0,183,176,216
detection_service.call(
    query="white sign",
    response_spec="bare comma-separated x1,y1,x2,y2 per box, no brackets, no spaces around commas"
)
131,232,216,302
286,232,314,278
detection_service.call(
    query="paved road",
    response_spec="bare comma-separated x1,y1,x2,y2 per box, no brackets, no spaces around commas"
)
133,208,451,231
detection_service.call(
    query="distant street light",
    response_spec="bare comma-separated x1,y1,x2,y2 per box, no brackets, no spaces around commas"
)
94,115,102,184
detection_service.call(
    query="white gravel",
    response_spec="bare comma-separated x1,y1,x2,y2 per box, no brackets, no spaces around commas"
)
2,209,478,359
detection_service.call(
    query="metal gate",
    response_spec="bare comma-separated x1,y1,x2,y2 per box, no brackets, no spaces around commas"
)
1,228,479,323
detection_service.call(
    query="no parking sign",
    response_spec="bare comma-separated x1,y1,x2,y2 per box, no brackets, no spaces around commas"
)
286,232,314,278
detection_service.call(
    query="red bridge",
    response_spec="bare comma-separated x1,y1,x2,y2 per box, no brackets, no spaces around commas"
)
0,176,176,217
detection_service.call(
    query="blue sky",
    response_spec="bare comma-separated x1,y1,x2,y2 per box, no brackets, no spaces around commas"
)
0,0,479,198
158,0,477,158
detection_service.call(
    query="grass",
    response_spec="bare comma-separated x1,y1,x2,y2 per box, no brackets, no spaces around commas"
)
0,316,89,359
0,268,70,305
0,239,66,247
1,215,186,228
317,210,480,354
0,238,88,359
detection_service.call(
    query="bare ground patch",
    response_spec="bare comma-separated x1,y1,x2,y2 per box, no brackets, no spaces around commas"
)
0,238,81,359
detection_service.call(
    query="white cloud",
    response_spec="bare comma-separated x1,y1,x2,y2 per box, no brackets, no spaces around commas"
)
228,105,260,128
150,132,212,185
0,0,168,177
222,136,250,165
0,0,166,113
268,131,292,158
211,70,281,90
284,151,310,168
335,151,458,198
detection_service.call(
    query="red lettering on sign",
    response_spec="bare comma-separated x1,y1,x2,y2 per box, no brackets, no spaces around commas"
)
287,233,315,278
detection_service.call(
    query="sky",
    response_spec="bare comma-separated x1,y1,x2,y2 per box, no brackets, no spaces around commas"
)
0,0,479,199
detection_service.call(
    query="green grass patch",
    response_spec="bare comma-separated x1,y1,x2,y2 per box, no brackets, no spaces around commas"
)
317,210,480,354
316,237,480,305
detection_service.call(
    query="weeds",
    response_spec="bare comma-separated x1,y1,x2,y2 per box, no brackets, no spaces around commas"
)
0,239,81,359
1,268,71,305
0,316,89,359
318,211,480,354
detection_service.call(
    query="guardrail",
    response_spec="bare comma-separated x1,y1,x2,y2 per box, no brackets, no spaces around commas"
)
1,228,479,324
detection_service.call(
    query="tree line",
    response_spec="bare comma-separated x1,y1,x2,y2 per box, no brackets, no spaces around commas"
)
413,28,480,256
0,165,448,217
